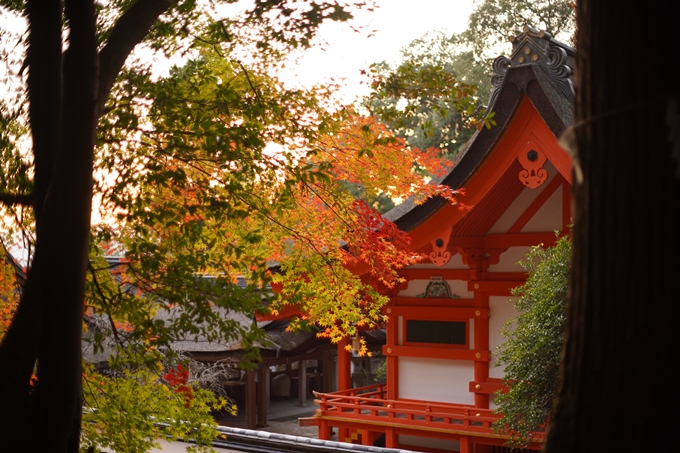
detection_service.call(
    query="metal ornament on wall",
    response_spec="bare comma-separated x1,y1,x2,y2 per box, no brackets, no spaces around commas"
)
417,277,461,299
518,147,548,189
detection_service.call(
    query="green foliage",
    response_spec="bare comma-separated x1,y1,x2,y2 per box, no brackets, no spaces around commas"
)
89,46,345,364
364,40,481,160
493,235,571,447
464,0,576,60
81,363,226,453
373,358,386,383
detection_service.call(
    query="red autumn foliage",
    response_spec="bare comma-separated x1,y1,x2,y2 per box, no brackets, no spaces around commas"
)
163,364,193,407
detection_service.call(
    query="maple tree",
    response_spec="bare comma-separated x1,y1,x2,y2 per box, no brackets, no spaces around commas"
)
87,54,461,361
0,2,471,451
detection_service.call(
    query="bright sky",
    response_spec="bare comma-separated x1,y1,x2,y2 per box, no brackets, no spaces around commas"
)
281,0,476,103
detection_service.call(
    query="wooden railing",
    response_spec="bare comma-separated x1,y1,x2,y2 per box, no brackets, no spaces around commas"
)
312,385,540,439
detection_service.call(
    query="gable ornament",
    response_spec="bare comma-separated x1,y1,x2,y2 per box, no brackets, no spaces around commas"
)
518,148,548,188
429,226,453,266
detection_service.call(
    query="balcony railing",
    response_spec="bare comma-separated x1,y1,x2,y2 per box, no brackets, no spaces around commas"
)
312,384,542,440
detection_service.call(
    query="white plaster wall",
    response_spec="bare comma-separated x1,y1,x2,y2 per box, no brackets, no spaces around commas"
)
398,279,474,298
489,399,499,411
488,246,531,273
488,162,558,234
398,435,460,452
521,184,563,233
398,357,475,405
488,296,518,379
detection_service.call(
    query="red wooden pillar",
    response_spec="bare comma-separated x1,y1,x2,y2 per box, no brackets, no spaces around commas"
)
474,290,490,409
337,338,351,443
337,337,351,391
385,300,398,400
361,429,377,446
459,435,471,453
317,419,330,440
384,427,396,448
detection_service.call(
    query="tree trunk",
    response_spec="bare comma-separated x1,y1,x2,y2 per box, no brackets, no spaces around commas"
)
0,1,172,451
544,1,679,451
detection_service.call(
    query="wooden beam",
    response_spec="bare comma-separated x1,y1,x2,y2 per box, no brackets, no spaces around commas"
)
385,305,488,319
469,380,506,395
468,280,524,295
383,345,489,362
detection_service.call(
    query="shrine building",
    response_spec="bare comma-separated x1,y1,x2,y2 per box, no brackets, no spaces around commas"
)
301,26,575,453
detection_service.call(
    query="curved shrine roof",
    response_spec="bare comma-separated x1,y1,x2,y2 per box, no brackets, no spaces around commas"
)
384,26,575,232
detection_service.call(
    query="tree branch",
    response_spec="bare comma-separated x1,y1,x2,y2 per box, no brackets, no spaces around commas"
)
96,0,176,118
0,192,34,207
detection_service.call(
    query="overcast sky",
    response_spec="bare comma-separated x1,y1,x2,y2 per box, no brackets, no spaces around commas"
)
280,0,475,103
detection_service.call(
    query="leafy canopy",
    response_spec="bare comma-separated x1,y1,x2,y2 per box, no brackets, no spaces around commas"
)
79,41,462,452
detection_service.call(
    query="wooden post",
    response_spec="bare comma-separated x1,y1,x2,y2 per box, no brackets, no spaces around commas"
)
322,348,334,392
384,427,396,448
318,419,330,440
361,429,376,446
474,290,490,408
245,369,256,429
386,309,398,400
298,360,307,407
337,339,351,442
257,366,269,427
459,435,470,453
337,337,351,391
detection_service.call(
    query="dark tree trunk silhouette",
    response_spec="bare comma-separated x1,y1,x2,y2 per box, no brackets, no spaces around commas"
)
0,1,173,451
544,1,679,451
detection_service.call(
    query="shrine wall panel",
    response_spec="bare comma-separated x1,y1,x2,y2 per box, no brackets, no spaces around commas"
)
398,357,474,404
489,296,518,380
488,162,558,234
520,184,563,233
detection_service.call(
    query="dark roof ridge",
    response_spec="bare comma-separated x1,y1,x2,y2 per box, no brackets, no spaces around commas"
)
489,24,575,107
